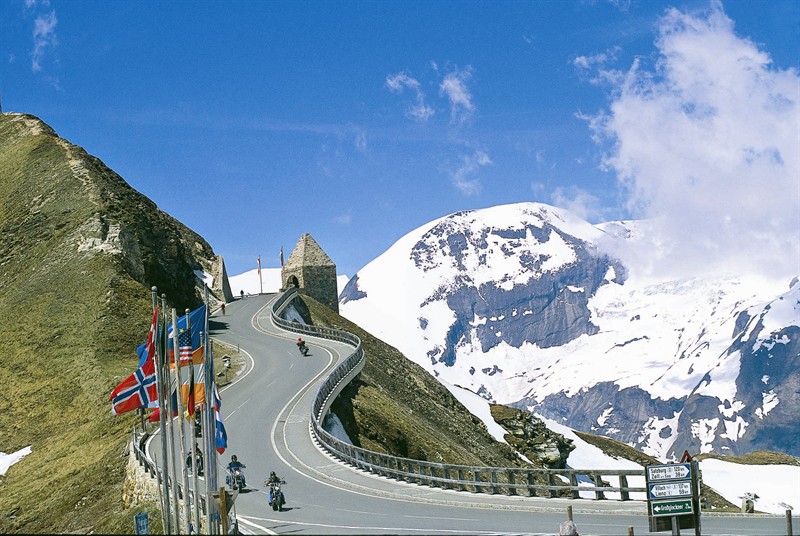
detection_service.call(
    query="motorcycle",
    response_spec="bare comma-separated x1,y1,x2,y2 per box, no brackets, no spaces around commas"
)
226,466,246,490
297,341,309,356
267,480,286,511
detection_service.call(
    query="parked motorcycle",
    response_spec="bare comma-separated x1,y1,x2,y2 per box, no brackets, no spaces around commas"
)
267,480,286,511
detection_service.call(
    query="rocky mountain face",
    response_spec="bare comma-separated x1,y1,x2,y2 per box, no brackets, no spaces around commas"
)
0,112,228,532
340,202,800,461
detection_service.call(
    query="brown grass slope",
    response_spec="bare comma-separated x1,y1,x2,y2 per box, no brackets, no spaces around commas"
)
0,113,215,533
299,296,532,468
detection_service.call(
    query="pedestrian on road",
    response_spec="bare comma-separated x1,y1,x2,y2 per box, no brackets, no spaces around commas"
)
221,302,226,315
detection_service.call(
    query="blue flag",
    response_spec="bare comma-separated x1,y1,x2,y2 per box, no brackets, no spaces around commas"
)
137,304,207,367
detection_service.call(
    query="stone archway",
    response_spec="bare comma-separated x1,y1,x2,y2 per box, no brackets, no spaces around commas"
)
287,275,299,288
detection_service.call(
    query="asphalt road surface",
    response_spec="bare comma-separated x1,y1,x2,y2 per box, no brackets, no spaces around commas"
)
148,293,794,535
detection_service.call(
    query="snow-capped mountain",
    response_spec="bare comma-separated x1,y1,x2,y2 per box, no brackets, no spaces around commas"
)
339,202,800,460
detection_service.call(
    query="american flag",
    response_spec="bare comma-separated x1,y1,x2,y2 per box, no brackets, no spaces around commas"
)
178,328,192,366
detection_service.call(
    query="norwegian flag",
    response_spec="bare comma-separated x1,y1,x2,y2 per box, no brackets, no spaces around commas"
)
110,309,160,415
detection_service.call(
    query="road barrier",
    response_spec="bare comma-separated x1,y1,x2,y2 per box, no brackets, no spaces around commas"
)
131,428,207,515
271,287,647,501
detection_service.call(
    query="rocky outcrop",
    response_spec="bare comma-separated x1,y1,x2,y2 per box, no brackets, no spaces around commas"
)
490,404,574,468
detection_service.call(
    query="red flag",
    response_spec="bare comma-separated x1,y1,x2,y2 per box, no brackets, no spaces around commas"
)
257,255,261,276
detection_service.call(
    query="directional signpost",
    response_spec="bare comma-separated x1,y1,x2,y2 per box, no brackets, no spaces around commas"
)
648,463,691,482
649,481,693,500
646,459,701,535
652,498,694,516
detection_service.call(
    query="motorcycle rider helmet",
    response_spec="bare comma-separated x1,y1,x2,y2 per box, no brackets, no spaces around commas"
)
231,455,237,463
270,471,276,479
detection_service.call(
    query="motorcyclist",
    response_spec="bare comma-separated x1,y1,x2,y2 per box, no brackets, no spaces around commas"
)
266,471,285,506
296,338,308,355
226,455,246,487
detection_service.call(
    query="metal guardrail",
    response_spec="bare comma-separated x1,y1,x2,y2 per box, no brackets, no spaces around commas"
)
131,428,207,514
271,287,647,501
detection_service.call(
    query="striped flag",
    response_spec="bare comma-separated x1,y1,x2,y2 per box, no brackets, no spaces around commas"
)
214,383,227,454
178,327,197,419
178,328,192,366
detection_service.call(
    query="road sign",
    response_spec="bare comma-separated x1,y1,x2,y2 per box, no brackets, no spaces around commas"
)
647,463,691,482
649,481,692,499
651,498,694,517
134,513,149,535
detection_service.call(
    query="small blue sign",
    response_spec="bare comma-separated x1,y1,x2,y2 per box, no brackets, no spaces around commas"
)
134,512,149,535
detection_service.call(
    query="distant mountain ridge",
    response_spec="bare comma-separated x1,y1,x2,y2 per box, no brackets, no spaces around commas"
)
340,202,800,460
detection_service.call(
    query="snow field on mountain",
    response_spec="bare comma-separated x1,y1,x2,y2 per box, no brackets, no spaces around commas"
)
338,201,799,464
452,389,800,513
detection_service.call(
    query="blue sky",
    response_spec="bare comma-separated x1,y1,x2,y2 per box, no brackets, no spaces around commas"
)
2,0,798,279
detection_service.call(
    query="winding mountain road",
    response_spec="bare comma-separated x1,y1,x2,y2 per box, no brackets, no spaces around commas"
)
149,294,791,535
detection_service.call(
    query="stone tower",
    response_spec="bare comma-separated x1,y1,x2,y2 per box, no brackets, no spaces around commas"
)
282,233,338,313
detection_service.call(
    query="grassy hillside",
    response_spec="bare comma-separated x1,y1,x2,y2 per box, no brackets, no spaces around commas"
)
299,296,533,468
0,113,213,533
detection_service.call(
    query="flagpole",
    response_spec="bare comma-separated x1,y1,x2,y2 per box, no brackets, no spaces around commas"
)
172,309,191,534
201,288,215,534
187,311,202,533
163,296,181,533
257,255,263,295
152,288,171,535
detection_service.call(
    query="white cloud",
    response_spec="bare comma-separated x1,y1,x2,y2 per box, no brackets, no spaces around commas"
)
588,1,800,281
449,150,491,195
551,186,606,222
573,47,623,86
385,72,434,122
354,131,367,151
31,10,57,72
334,212,352,225
439,67,475,123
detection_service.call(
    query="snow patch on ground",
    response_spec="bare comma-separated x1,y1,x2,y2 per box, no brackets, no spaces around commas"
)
700,459,800,515
1,446,32,476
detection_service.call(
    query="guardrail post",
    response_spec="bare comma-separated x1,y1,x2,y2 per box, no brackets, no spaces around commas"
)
432,465,441,488
593,474,606,500
548,471,559,498
508,470,517,496
619,474,630,501
526,470,536,497
569,473,580,499
473,470,482,494
490,470,499,495
458,468,466,491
